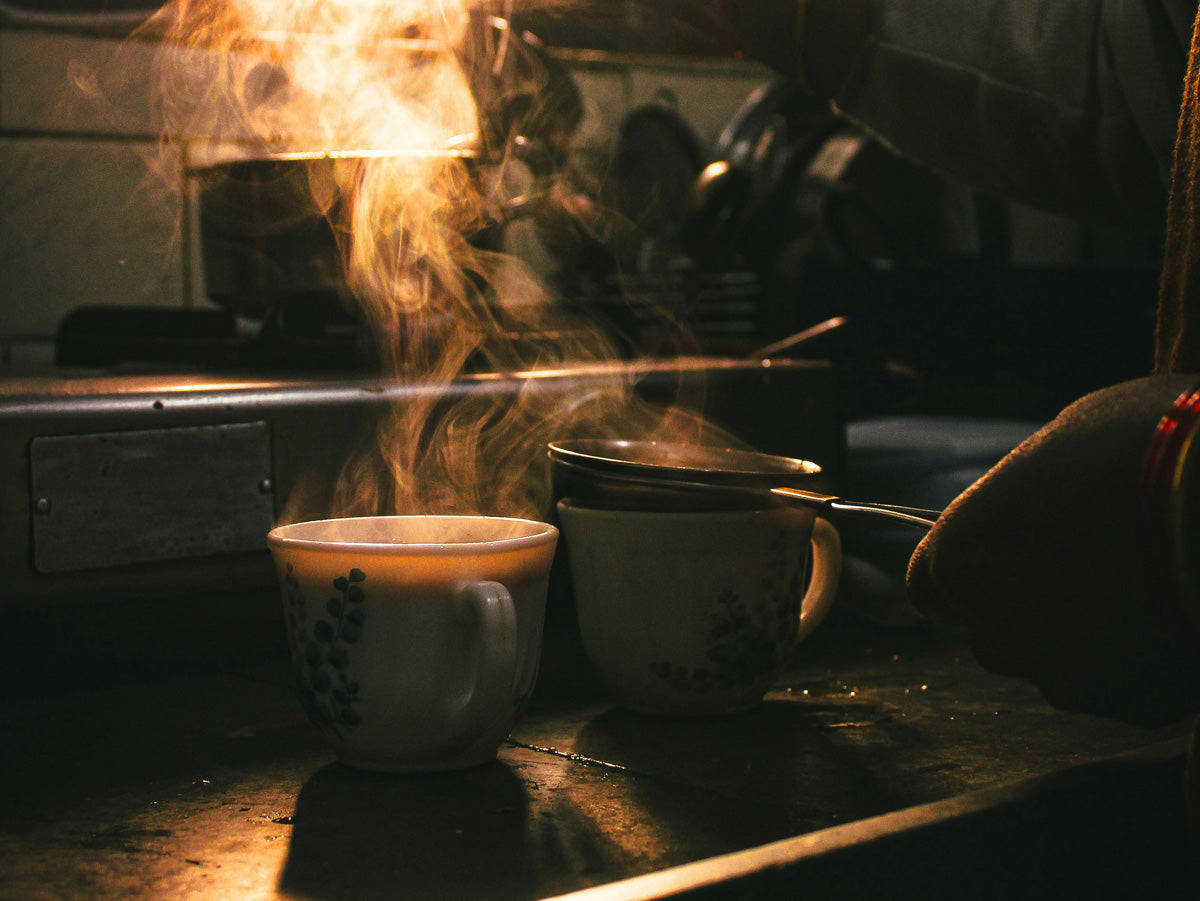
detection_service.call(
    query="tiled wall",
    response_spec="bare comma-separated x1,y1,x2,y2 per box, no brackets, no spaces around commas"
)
0,21,768,371
0,27,181,369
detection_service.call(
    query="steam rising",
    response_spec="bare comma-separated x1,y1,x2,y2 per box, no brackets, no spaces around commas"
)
153,0,474,143
142,0,713,521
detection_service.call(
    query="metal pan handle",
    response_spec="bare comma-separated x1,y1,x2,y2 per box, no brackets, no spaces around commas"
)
770,488,940,529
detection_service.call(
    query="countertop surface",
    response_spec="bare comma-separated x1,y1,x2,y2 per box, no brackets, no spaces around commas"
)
1,607,1193,900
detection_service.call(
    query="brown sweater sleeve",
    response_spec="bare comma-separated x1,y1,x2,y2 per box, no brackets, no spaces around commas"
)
1159,7,1200,372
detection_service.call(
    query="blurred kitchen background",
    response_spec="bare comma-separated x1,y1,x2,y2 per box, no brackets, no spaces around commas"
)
0,0,1165,422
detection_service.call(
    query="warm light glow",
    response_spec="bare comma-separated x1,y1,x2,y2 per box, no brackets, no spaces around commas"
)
143,0,714,522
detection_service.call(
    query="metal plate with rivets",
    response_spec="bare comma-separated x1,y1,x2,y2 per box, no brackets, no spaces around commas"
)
30,422,274,573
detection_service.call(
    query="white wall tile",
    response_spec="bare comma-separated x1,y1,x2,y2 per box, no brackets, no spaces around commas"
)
0,137,184,338
0,25,771,350
0,30,164,136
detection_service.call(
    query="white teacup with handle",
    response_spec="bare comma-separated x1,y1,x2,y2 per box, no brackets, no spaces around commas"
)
558,501,841,716
267,515,558,772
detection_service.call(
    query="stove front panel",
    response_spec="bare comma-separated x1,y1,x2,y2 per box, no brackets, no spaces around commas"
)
0,359,843,611
30,422,275,573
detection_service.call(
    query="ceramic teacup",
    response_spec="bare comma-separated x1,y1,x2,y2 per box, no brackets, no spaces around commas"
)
267,515,558,772
557,500,840,715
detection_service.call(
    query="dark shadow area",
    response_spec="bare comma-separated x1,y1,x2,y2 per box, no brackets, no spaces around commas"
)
572,699,928,840
0,585,290,697
279,761,538,901
639,747,1196,900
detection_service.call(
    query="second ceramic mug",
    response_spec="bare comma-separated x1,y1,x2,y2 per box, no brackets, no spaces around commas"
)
267,515,558,772
558,500,841,715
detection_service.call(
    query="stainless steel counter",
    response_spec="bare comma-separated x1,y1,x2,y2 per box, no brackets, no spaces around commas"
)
2,608,1193,900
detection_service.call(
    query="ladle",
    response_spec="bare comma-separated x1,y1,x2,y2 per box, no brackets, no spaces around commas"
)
548,439,941,530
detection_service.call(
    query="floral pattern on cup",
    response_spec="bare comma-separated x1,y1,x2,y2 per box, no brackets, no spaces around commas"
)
649,531,805,694
283,564,367,737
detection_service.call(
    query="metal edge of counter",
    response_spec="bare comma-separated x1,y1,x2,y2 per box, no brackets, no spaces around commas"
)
539,736,1196,901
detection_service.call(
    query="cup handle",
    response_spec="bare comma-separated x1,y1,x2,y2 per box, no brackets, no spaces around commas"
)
451,580,519,742
796,517,842,644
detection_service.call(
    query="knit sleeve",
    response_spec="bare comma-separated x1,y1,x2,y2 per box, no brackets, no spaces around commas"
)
1158,6,1200,371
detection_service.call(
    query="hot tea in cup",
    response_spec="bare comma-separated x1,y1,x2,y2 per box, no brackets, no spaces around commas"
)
557,501,840,715
267,515,558,772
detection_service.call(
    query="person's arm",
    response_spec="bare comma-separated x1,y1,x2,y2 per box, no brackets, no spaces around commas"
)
722,0,1195,228
906,374,1200,726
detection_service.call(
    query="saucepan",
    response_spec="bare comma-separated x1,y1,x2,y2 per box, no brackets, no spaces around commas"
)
547,438,940,529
